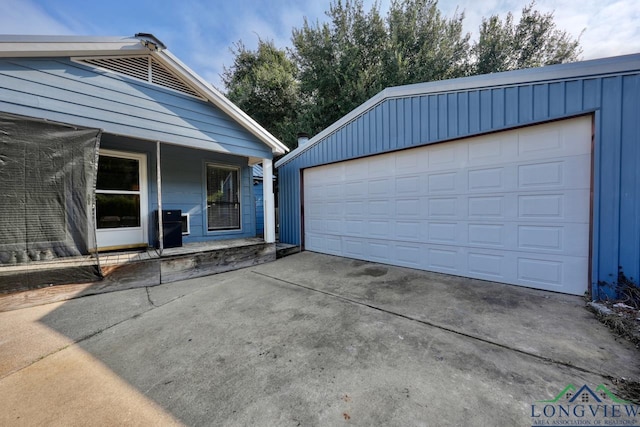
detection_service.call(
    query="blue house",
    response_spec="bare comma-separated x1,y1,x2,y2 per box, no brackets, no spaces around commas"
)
276,54,640,297
0,34,287,292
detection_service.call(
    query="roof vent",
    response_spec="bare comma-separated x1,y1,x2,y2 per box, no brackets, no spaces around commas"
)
77,56,203,99
297,132,310,148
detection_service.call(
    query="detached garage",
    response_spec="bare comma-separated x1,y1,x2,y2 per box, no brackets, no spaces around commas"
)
276,54,640,297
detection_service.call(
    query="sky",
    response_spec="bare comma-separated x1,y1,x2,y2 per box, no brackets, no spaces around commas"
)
0,0,638,90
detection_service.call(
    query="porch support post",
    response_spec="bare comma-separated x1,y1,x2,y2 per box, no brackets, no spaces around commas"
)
156,141,164,253
262,158,276,243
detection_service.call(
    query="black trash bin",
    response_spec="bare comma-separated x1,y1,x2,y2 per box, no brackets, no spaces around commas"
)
157,209,182,248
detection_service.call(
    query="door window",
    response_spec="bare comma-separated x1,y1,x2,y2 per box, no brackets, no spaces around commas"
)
206,164,240,230
96,155,142,229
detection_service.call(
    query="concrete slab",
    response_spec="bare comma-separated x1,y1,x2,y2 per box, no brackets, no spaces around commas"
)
0,252,638,426
253,252,640,381
0,288,152,378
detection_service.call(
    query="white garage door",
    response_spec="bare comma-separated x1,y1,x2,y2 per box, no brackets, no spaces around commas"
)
303,116,591,295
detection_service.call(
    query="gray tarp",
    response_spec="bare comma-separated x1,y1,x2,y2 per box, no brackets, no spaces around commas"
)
0,112,102,292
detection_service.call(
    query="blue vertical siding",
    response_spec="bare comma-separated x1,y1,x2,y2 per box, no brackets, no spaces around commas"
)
278,56,640,297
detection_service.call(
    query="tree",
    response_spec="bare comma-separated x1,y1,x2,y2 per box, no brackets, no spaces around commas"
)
292,0,388,136
473,2,582,74
221,39,300,149
222,0,582,144
386,0,470,86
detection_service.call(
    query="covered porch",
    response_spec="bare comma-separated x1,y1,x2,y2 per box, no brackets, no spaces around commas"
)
0,238,277,312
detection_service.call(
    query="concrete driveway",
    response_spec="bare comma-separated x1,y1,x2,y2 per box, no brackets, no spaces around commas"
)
1,252,638,426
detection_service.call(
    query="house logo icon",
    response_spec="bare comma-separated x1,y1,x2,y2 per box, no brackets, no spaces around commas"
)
538,384,631,404
531,383,639,425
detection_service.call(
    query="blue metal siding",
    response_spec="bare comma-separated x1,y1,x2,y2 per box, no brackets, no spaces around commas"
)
278,64,640,296
0,58,272,159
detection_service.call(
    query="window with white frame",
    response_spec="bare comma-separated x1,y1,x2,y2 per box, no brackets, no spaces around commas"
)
206,164,240,230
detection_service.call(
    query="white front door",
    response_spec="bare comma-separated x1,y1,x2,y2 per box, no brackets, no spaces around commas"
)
96,150,148,250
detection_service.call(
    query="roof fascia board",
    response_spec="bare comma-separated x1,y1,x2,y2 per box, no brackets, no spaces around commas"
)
276,53,640,168
0,35,147,57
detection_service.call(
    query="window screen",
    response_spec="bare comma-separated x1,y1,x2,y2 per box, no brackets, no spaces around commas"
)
206,165,240,230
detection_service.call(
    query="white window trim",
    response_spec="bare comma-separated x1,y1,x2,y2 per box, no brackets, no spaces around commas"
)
181,213,190,235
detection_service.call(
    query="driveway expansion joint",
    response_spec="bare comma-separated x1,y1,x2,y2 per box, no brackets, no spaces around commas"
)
252,270,615,381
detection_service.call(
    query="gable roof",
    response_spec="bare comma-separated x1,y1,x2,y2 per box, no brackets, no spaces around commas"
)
275,52,640,167
0,33,288,156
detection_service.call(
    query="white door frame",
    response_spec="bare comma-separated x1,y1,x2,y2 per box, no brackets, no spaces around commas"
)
95,149,148,250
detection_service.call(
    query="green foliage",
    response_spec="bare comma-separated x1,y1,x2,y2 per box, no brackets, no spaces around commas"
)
221,0,582,148
222,39,301,149
473,2,582,74
292,0,389,136
386,0,470,85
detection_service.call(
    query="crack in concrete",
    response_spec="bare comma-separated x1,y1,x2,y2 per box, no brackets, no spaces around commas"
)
145,286,157,307
252,270,616,382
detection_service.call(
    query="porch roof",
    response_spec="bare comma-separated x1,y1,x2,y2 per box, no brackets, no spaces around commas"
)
0,34,289,159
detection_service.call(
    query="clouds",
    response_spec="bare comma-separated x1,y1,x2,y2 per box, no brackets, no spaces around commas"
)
440,0,640,59
0,0,76,34
0,0,637,89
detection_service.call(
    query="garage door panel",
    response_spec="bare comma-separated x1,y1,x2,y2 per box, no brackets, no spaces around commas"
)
428,171,458,193
345,180,367,196
367,220,391,239
516,223,589,256
428,222,458,244
427,247,460,272
396,198,421,218
467,166,506,192
428,144,460,169
395,244,422,268
344,219,365,237
345,201,366,217
516,256,587,294
367,240,393,262
517,190,589,222
368,199,392,216
396,220,425,241
427,197,459,218
343,238,366,258
368,178,392,194
467,251,506,280
303,116,590,295
467,223,506,247
468,136,505,164
395,176,419,196
517,156,591,190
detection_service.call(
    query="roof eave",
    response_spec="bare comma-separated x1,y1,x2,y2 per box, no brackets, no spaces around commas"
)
0,34,289,156
0,35,148,58
275,52,640,168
